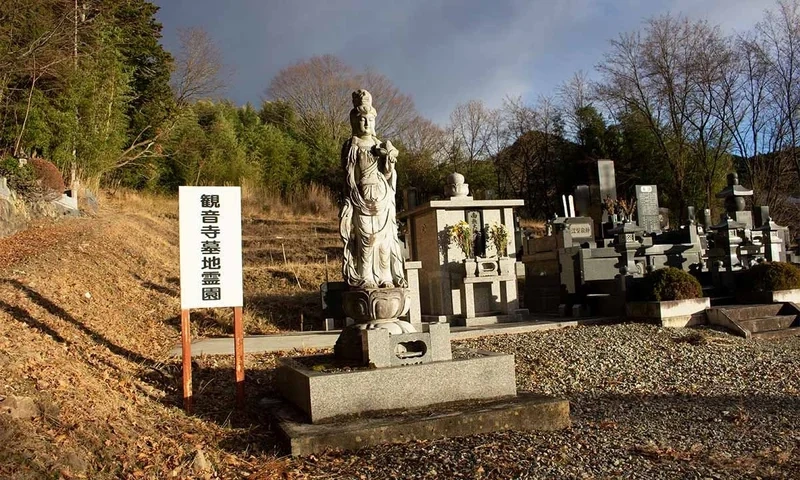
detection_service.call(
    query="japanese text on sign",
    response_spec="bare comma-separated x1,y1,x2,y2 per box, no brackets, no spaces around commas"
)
179,187,243,309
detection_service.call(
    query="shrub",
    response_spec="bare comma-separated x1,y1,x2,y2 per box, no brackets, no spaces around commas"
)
0,156,37,198
743,262,800,292
28,157,65,200
636,267,703,301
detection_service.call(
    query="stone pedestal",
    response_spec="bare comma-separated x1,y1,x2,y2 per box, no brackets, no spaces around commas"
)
277,349,516,424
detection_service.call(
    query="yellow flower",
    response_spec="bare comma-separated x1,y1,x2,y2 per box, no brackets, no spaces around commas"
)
488,222,509,257
448,221,473,258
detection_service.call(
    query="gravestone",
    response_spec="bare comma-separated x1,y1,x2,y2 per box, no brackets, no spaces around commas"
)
598,160,617,204
703,209,712,230
575,185,590,217
754,206,770,228
466,209,485,257
635,185,660,233
403,187,418,211
587,160,618,238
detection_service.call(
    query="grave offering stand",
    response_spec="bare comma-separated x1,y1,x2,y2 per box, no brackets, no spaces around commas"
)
399,173,528,326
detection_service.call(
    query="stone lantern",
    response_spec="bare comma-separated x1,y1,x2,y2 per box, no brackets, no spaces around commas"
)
755,216,786,262
609,221,645,277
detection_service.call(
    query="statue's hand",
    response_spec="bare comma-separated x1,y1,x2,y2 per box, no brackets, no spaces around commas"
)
365,199,379,215
372,145,389,157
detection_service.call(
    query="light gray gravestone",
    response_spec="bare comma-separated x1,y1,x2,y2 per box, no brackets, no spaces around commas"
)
635,185,660,233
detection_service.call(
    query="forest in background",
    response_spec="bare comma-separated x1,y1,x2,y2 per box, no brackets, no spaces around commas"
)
1,0,800,228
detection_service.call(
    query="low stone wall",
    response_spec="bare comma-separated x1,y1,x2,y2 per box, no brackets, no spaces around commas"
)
0,191,32,238
738,288,800,305
762,289,800,304
0,177,79,238
626,297,711,328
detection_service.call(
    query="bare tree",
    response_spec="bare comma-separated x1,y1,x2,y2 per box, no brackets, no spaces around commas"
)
400,115,447,162
266,55,419,146
596,14,736,214
723,2,800,229
446,100,499,170
171,26,227,107
754,0,800,180
495,96,566,217
357,67,418,140
557,70,593,141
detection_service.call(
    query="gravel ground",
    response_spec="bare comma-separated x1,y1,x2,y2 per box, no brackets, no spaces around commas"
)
279,324,800,479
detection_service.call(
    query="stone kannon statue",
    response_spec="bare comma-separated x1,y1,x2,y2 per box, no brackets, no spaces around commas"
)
339,89,407,289
336,89,415,361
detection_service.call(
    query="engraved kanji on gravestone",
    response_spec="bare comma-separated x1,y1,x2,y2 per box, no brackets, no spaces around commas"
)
635,185,660,233
467,210,485,257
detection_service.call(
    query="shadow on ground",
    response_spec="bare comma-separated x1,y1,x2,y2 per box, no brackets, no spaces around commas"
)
246,292,322,331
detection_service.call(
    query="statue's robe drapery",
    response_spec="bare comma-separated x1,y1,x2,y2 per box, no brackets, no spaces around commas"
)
339,136,405,288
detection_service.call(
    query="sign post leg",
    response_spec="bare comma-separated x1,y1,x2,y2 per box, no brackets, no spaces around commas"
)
181,309,193,413
233,306,245,408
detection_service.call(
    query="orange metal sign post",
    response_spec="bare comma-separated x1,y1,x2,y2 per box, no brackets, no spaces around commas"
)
233,306,245,408
181,309,193,412
180,307,245,413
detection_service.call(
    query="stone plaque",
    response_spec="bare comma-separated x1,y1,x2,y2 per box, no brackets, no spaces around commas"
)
568,222,593,239
635,185,660,233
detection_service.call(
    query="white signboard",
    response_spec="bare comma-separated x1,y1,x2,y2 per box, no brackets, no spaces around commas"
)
179,186,243,309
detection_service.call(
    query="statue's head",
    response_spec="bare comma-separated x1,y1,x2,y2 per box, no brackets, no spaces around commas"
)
350,89,377,136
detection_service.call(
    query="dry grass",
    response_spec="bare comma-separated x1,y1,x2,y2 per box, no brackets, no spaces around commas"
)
519,218,546,237
92,187,341,336
0,190,336,478
241,180,337,220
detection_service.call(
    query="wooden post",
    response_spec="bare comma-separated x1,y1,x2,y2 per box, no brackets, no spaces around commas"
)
180,309,192,413
233,306,245,408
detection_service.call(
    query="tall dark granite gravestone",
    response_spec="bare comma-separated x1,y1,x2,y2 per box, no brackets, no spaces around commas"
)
635,185,660,233
754,206,770,228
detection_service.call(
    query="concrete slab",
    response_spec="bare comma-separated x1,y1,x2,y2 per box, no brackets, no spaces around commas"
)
267,391,570,457
169,316,619,357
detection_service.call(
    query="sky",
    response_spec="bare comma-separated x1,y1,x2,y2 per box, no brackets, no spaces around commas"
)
153,0,775,126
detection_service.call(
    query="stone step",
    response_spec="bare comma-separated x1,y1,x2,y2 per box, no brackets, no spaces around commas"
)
720,304,785,321
738,315,799,334
752,326,800,340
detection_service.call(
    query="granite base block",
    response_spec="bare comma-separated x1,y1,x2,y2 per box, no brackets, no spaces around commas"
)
276,350,517,424
268,392,571,456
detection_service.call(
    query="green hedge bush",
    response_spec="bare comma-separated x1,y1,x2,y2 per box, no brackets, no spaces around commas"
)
633,267,703,301
742,262,800,291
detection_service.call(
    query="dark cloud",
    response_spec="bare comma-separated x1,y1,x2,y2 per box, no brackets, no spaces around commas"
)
154,0,773,125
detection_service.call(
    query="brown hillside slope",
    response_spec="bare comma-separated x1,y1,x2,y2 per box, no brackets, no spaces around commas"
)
0,197,313,479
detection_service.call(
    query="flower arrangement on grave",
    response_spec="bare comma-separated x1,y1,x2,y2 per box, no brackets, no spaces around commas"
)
488,222,510,257
448,220,473,258
603,196,637,222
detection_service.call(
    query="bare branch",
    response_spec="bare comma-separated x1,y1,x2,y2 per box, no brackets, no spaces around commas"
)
172,27,227,106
